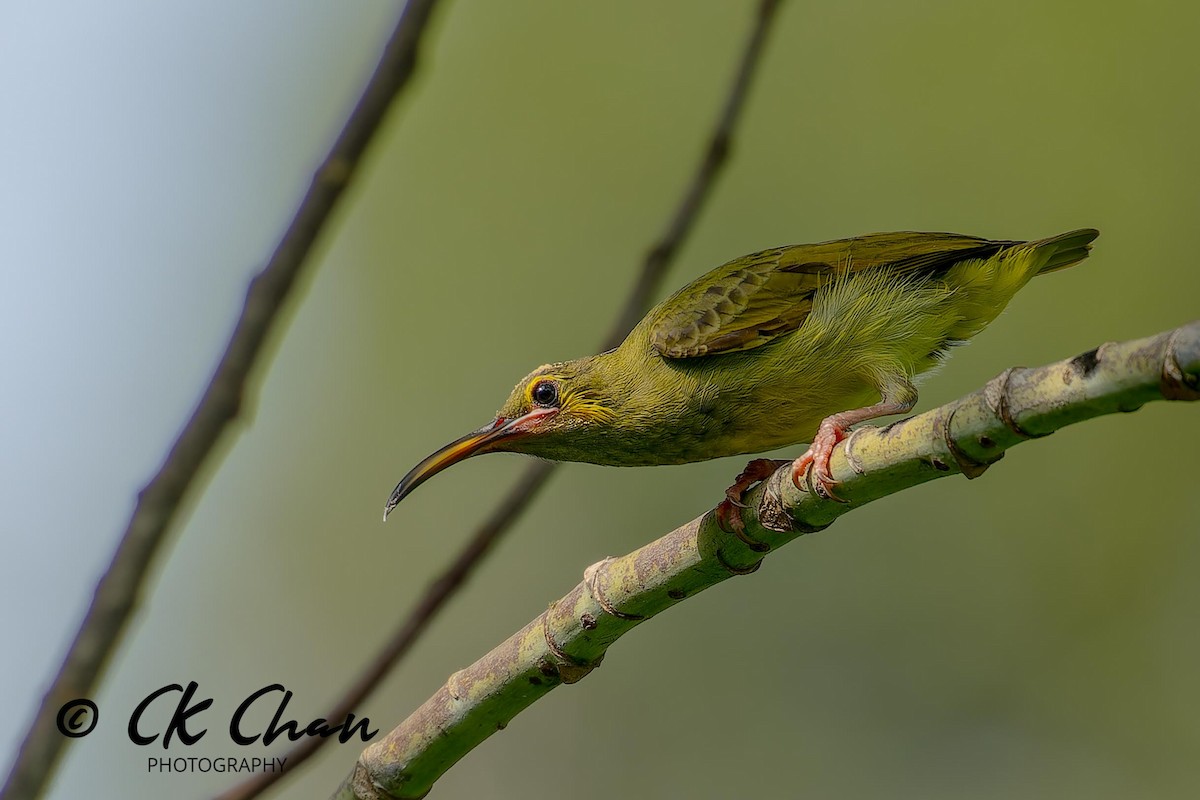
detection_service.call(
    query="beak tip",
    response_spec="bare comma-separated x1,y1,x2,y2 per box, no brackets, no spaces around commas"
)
383,492,401,522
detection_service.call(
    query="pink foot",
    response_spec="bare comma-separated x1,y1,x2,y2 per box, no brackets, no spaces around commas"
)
789,389,917,502
716,458,789,548
791,417,848,501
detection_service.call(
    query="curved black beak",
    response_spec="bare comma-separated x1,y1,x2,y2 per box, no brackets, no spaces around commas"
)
383,408,556,520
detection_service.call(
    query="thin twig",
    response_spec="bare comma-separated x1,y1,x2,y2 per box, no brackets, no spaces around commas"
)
213,461,554,800
333,321,1200,800
606,0,783,348
0,3,447,800
216,2,784,798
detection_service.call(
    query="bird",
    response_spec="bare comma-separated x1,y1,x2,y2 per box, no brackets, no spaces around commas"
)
383,228,1098,527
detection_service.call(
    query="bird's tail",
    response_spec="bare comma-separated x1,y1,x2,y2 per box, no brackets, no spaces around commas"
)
1031,227,1100,275
943,227,1098,341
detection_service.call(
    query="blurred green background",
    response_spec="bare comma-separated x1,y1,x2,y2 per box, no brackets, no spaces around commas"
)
3,1,1198,798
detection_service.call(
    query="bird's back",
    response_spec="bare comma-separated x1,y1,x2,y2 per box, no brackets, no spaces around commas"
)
591,229,1099,464
646,230,1097,361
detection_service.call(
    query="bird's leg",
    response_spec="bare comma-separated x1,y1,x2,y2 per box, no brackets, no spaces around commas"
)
792,379,917,500
716,458,791,546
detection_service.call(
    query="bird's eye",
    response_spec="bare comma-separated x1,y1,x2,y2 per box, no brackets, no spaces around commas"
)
531,380,559,408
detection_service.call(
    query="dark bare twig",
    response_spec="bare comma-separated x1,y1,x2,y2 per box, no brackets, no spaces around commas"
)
216,2,784,798
605,0,783,348
0,3,447,800
213,461,554,800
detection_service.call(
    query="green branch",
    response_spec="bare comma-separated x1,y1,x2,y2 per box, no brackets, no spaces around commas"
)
332,320,1199,800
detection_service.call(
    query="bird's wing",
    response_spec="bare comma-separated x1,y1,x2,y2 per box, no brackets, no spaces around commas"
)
649,232,1017,359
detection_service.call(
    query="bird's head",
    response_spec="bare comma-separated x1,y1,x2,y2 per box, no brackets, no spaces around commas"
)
383,358,619,519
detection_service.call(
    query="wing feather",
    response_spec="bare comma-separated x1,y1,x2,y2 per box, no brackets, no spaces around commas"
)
649,232,1015,359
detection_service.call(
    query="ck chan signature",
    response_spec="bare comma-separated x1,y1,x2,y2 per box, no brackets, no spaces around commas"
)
55,682,377,747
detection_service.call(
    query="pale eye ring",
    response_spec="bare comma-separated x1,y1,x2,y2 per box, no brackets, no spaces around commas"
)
531,380,559,408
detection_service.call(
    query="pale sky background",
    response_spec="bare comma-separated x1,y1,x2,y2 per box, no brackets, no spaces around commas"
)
0,0,400,792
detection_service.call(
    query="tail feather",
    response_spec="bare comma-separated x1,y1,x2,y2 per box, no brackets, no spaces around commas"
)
1031,227,1099,275
941,227,1098,341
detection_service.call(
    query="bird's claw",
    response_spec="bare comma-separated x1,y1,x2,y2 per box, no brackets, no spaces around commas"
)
791,421,849,502
723,486,748,509
715,498,744,536
716,458,786,550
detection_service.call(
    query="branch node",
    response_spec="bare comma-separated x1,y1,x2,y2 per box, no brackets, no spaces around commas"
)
939,404,994,479
446,669,469,701
540,610,601,684
715,505,772,551
715,548,763,576
986,366,1049,440
842,427,870,475
752,468,805,535
1161,327,1200,400
759,467,831,534
583,558,646,621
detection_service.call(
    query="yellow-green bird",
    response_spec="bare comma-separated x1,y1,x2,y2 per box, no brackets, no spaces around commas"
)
384,228,1098,522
